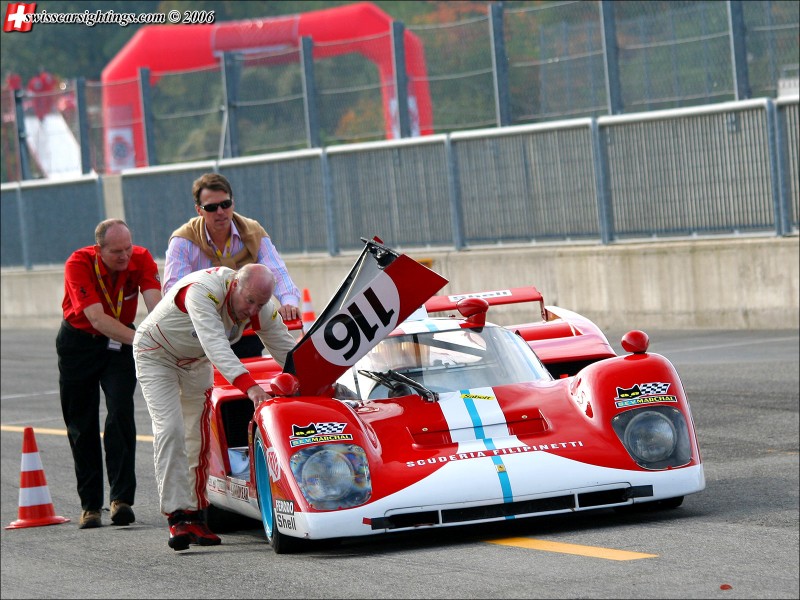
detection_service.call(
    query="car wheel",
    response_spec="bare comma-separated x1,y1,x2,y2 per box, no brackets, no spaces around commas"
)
254,434,304,554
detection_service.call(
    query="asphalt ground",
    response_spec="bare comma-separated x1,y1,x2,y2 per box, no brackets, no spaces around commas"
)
1,327,798,599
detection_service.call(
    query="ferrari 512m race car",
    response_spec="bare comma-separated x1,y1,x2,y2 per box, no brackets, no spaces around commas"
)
205,239,705,553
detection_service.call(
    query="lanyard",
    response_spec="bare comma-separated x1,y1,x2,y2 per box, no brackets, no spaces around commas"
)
94,253,123,320
214,237,231,259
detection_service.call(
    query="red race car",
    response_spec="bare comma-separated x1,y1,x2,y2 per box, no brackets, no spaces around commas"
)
205,238,704,553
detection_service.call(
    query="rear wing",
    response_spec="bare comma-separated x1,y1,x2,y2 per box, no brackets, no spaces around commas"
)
425,287,547,322
426,286,616,377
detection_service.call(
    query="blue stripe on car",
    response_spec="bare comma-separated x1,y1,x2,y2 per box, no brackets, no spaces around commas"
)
462,393,514,506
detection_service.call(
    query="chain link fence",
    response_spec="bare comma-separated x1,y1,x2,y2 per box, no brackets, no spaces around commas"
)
235,48,308,155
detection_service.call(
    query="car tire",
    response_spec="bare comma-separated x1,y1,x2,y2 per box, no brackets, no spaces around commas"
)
254,433,305,554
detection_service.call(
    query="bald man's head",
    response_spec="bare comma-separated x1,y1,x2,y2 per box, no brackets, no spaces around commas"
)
238,263,275,291
229,264,276,322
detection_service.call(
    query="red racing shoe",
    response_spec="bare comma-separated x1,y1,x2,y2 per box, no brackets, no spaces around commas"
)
167,510,221,551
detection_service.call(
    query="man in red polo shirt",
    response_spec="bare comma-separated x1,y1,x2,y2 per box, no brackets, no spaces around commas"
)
57,218,162,529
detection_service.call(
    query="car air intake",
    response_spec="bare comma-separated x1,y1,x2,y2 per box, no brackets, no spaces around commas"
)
369,486,646,530
370,495,576,530
442,494,575,523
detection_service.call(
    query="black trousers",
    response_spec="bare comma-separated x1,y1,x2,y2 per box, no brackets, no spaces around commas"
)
56,321,137,511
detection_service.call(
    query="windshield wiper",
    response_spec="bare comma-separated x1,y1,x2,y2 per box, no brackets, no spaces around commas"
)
358,369,439,402
386,370,439,402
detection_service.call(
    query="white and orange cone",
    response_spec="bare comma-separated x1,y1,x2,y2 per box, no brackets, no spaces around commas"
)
301,288,317,332
6,427,70,529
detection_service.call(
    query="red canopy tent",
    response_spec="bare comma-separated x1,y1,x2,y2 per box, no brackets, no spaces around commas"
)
101,2,432,172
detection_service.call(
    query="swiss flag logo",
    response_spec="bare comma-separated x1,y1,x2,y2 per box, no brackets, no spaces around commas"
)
3,3,36,33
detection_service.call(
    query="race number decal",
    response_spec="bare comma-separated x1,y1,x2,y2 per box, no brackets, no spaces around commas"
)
288,251,447,396
312,271,400,365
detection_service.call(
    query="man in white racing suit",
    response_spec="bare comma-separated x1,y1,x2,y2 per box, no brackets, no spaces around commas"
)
133,263,296,551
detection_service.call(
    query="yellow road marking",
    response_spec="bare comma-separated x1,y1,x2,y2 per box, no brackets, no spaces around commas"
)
1,424,154,442
488,537,657,560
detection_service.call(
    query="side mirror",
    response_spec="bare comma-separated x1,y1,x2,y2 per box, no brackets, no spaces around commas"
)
271,372,300,397
621,330,649,354
457,297,489,326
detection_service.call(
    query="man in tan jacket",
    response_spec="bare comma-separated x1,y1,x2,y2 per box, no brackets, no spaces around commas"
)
163,172,301,357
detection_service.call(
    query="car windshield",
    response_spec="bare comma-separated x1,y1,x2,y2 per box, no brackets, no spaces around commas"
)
340,324,552,400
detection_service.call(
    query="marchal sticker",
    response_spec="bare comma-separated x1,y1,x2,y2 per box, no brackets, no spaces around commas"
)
289,422,352,448
614,382,677,408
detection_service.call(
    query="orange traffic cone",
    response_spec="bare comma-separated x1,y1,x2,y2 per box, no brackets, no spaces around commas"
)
6,427,70,529
302,288,316,332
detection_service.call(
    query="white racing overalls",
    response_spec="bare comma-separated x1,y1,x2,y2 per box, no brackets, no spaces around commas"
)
133,267,296,515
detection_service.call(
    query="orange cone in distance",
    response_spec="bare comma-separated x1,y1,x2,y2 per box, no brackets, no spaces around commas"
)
301,288,316,332
6,427,70,529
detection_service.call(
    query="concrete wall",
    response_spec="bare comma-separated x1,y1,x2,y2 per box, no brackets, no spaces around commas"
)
2,235,797,331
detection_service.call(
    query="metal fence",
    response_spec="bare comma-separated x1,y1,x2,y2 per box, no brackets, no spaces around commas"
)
1,175,105,267
1,0,797,183
2,97,796,270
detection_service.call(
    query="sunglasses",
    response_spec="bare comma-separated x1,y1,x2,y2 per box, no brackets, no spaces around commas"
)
199,199,233,212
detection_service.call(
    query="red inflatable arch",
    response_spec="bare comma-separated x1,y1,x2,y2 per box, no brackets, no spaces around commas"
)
101,2,433,172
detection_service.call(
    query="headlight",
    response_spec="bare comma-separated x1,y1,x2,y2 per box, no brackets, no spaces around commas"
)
623,411,677,462
289,444,371,510
612,406,692,469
